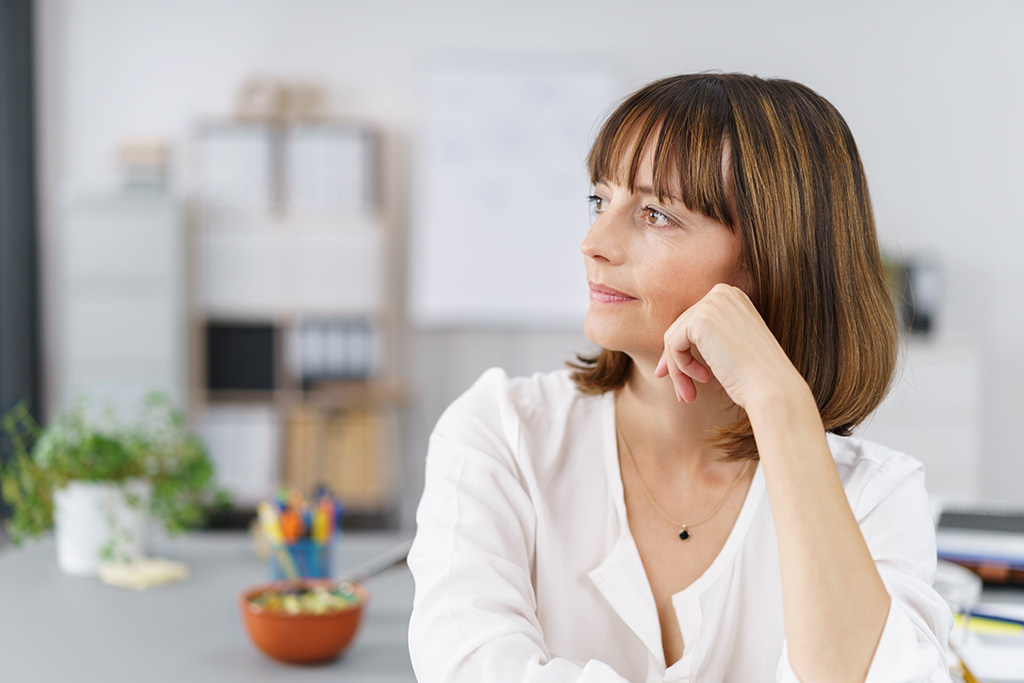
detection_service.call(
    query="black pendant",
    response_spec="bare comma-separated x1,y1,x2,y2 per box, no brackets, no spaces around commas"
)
678,528,690,540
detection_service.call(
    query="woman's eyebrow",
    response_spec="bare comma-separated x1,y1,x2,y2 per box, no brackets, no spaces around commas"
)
592,180,685,204
634,184,685,204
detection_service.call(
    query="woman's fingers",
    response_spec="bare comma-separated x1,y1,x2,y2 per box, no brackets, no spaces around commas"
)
656,284,756,403
654,283,800,409
655,321,711,402
666,350,697,402
673,346,711,384
655,351,669,378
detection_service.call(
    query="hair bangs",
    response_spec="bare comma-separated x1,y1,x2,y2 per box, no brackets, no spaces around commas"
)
587,80,735,227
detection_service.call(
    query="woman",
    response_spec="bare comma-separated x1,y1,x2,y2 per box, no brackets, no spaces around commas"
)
408,73,952,682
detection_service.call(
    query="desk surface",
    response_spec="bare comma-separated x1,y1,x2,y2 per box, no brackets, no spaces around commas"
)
5,532,1024,683
0,531,416,683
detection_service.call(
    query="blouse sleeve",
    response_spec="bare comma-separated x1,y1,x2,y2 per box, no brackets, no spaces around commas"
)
407,369,632,683
776,455,954,683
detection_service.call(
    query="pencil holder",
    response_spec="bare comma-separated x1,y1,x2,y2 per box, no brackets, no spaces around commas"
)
268,537,335,580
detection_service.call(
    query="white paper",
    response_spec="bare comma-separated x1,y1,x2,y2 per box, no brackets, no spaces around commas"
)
957,630,1024,682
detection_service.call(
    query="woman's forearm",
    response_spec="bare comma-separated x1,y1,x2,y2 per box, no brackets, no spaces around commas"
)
748,381,890,683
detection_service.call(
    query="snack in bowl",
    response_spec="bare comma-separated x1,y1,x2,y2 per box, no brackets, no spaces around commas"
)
239,579,370,664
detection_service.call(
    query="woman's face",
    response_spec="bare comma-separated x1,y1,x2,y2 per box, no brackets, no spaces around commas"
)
581,142,747,359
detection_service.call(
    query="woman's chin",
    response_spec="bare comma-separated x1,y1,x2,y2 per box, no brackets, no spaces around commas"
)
582,316,615,349
584,319,635,355
585,323,668,364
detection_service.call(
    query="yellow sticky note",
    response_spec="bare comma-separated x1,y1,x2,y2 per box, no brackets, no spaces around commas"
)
98,557,190,591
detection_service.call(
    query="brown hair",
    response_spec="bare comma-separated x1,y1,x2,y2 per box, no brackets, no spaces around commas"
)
570,73,899,461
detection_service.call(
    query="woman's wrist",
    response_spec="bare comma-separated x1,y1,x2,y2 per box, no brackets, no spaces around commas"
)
744,373,821,435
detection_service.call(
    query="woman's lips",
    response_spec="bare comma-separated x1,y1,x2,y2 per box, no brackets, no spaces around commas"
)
589,282,636,303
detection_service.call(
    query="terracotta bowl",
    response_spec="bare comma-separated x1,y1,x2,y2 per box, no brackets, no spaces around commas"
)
239,579,370,664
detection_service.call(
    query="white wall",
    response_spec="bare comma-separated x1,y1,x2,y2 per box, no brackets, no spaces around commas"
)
36,0,1024,527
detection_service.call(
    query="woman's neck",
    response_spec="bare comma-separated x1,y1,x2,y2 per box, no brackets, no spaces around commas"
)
616,352,743,476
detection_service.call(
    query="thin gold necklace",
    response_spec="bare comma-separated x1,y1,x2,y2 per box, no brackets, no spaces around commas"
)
617,417,752,541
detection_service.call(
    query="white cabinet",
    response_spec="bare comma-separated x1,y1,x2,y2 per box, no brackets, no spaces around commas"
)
59,192,185,422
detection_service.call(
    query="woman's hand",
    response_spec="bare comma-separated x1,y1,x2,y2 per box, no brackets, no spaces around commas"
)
654,283,806,410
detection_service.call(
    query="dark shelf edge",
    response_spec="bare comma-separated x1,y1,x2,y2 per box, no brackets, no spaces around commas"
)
202,505,399,532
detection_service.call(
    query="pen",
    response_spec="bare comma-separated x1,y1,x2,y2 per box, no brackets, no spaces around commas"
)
968,608,1024,629
947,641,980,683
279,509,303,544
336,539,412,585
258,502,299,580
966,610,1024,626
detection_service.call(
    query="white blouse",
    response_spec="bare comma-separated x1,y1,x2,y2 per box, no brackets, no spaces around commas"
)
408,368,952,682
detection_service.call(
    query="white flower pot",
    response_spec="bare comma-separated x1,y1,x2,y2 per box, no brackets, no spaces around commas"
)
52,479,151,576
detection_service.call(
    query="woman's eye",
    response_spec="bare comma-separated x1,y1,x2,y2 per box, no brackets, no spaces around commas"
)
587,195,606,217
642,207,672,227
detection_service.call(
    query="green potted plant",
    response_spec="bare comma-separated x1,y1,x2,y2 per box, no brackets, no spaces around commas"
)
0,392,230,575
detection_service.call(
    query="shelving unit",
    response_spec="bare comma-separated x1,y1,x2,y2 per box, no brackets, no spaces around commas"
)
188,120,406,527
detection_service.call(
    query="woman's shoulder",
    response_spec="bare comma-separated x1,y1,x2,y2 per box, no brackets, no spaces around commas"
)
452,366,592,409
826,433,928,517
827,433,923,475
433,367,602,443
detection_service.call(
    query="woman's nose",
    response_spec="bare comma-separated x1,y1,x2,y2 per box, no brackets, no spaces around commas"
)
581,212,625,264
